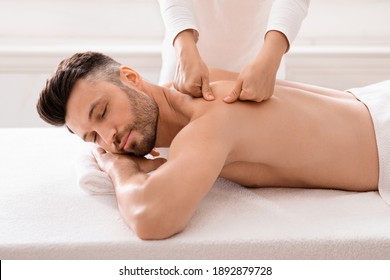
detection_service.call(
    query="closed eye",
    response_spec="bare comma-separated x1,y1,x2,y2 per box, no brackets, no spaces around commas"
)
93,132,97,143
100,104,108,119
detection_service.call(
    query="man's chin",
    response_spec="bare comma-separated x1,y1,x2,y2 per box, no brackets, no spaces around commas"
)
132,147,154,157
124,143,154,157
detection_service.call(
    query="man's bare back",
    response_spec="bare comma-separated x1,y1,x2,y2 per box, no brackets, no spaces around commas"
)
168,78,378,192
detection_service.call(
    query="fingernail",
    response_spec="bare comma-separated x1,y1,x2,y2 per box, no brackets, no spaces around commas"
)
207,94,215,100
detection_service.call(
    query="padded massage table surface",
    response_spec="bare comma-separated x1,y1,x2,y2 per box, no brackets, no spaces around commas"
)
1,128,390,259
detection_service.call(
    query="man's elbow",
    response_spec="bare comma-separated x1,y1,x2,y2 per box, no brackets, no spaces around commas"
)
129,209,186,240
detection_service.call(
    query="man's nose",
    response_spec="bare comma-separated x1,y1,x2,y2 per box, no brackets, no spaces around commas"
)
96,126,116,147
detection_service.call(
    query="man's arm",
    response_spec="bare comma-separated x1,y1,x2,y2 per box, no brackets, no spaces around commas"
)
94,116,232,240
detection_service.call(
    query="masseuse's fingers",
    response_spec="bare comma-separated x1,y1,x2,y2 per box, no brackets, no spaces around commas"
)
224,80,243,103
174,75,202,97
201,76,215,101
174,59,202,97
174,51,215,101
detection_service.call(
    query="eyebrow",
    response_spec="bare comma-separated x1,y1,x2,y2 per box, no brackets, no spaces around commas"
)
82,98,103,141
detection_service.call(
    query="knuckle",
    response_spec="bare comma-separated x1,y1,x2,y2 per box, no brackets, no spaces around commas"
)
232,90,241,97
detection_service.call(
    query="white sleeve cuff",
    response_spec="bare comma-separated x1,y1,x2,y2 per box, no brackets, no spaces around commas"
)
266,0,310,50
158,0,200,46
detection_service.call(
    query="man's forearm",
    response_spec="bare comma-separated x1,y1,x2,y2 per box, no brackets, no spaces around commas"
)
112,170,189,240
111,172,149,236
94,152,180,240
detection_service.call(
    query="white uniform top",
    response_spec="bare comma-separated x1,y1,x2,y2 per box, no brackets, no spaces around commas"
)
158,0,310,84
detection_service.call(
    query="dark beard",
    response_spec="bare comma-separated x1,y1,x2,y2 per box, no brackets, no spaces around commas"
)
116,81,159,157
131,106,159,157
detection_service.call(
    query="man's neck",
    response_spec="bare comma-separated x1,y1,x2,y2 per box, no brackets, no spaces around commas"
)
142,81,193,147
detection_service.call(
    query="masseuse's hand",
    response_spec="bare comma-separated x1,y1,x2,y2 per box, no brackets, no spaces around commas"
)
224,30,288,103
224,56,278,103
93,147,166,182
173,30,214,100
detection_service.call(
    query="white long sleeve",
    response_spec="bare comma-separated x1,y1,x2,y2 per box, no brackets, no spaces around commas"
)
158,0,199,46
158,0,309,84
267,0,310,50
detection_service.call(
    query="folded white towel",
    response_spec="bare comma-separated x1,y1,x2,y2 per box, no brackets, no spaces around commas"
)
74,147,114,195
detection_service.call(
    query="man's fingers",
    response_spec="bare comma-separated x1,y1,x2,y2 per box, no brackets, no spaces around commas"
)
139,157,167,173
224,81,242,103
92,147,106,158
149,148,160,157
91,147,110,172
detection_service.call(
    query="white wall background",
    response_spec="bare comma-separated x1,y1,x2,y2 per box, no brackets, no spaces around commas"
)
0,0,389,127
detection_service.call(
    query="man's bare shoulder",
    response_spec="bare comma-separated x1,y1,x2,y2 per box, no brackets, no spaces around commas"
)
209,68,239,82
209,80,236,99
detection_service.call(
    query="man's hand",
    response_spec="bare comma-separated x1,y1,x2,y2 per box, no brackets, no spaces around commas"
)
92,147,167,184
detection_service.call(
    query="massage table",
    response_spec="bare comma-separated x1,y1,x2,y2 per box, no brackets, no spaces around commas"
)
1,127,390,259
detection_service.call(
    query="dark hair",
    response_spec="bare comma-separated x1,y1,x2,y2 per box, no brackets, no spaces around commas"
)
36,51,120,126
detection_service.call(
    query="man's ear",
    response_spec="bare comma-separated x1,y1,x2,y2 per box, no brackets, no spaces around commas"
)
119,66,143,89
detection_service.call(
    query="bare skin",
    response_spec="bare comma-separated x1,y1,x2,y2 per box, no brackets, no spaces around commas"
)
65,67,379,240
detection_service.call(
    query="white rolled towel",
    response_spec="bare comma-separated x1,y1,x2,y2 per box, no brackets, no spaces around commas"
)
74,147,114,195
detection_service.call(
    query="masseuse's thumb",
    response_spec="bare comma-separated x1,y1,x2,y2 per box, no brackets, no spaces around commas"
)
201,76,214,101
224,80,242,103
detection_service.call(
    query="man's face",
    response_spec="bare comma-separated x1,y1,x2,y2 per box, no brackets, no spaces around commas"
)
65,78,158,156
